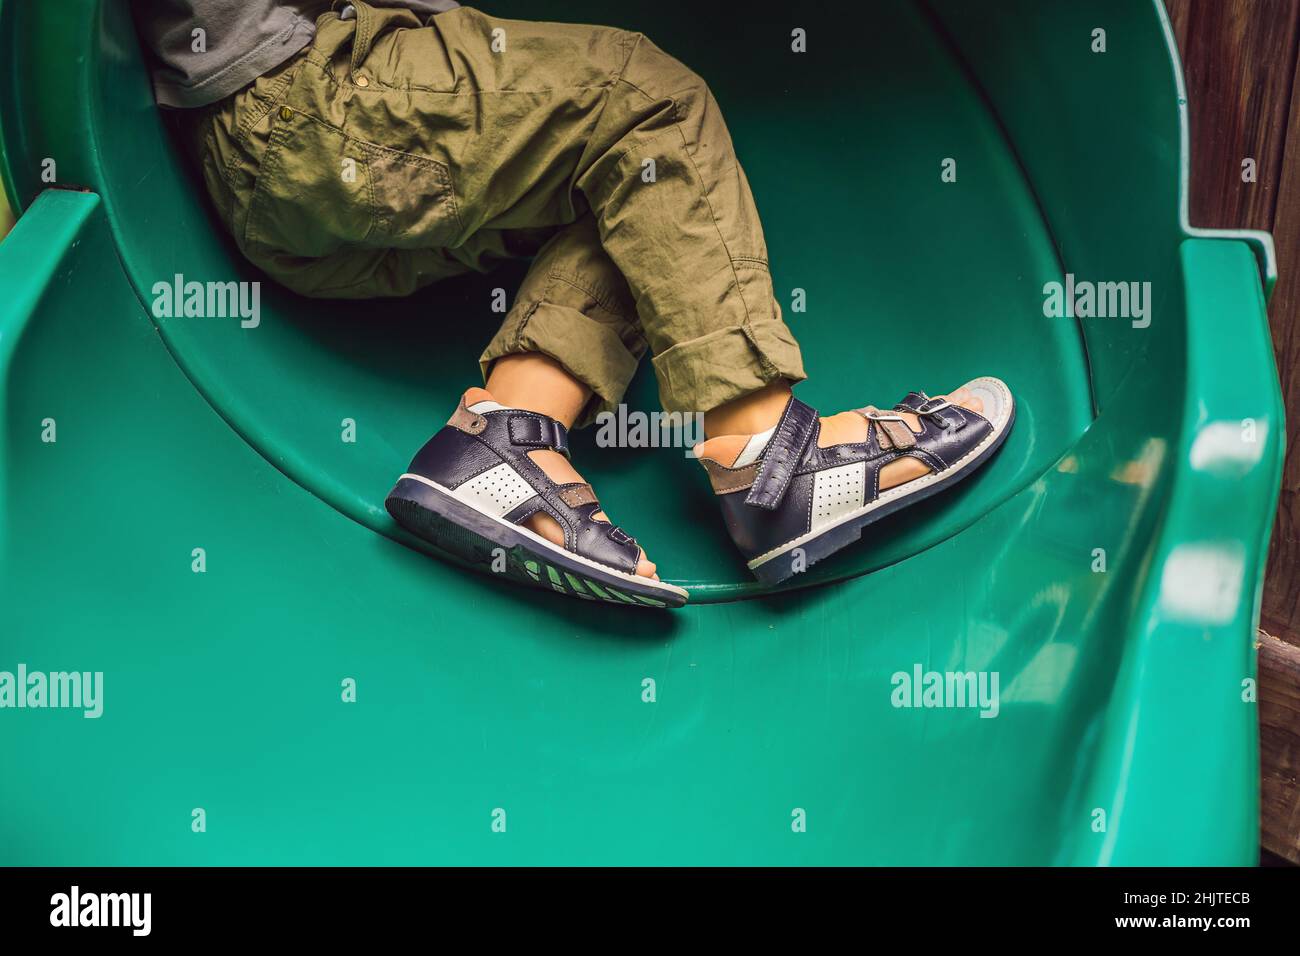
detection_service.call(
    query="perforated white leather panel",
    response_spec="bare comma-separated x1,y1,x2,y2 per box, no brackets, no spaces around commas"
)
810,461,866,533
454,464,536,518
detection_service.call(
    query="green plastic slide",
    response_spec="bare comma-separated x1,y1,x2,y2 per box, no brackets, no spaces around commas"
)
0,0,1283,864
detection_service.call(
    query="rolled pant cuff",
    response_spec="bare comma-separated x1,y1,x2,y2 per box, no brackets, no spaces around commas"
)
651,320,807,415
479,301,643,428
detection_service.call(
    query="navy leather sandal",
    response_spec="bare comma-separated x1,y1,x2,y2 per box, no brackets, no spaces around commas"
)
696,377,1015,586
385,390,689,608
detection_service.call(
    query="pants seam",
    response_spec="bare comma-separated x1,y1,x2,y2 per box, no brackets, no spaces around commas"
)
611,70,758,333
511,291,546,352
220,65,298,195
546,268,634,319
667,107,756,331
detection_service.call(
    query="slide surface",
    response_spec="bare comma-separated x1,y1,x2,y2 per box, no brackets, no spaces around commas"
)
0,0,1281,864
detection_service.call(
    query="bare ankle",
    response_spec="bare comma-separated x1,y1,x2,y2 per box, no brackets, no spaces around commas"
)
703,379,793,438
484,353,590,428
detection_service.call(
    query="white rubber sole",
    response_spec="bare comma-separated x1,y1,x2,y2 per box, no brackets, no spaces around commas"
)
395,472,690,603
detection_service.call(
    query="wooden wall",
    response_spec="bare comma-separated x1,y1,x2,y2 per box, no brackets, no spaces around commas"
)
1164,0,1300,864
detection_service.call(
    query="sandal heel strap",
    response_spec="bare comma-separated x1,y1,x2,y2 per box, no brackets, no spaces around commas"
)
744,397,818,511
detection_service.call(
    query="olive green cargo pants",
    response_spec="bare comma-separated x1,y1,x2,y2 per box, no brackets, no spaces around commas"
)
195,0,806,424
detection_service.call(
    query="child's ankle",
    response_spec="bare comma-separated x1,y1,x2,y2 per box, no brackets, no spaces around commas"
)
702,379,792,439
695,425,777,468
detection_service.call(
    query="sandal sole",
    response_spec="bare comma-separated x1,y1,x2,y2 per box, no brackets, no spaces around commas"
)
385,475,688,609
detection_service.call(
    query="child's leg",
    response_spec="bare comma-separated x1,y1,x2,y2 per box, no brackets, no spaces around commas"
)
479,215,645,427
200,2,803,410
477,215,657,576
357,2,806,413
485,353,657,579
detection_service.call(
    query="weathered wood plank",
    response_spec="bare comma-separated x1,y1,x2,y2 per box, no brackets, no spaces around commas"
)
1170,0,1300,639
1175,0,1299,230
1166,0,1194,63
1259,625,1300,863
1262,18,1300,638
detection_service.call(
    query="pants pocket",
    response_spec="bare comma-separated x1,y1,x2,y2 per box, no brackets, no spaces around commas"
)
244,109,461,257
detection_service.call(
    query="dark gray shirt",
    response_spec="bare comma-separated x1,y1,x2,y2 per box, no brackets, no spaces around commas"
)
136,0,460,107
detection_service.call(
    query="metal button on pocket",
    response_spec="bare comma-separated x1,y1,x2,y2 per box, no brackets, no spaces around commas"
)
354,74,370,88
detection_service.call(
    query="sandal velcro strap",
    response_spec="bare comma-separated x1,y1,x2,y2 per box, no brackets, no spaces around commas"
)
556,482,599,508
894,392,933,413
744,397,818,511
894,393,966,430
875,417,917,450
855,405,916,451
608,525,635,546
927,406,966,429
507,414,571,459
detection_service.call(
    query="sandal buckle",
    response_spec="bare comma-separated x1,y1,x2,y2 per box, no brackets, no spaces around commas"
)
916,398,964,429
